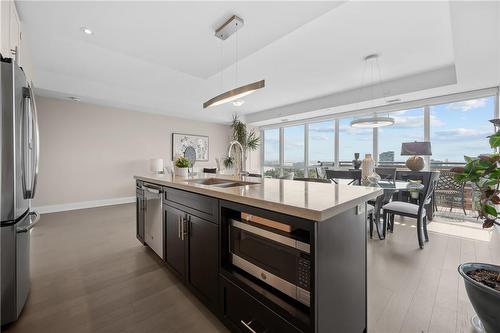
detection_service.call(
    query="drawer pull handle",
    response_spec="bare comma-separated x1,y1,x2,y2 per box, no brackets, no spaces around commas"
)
240,320,257,333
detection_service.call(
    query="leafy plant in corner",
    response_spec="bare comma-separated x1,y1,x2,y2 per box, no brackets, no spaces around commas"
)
452,130,500,284
174,156,190,168
223,115,260,169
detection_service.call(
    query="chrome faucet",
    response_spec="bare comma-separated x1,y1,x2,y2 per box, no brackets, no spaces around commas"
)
228,140,245,176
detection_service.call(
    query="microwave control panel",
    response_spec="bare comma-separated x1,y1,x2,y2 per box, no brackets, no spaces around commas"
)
297,256,311,291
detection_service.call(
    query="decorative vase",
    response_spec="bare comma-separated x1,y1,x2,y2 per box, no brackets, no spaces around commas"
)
175,167,189,177
352,153,362,170
361,154,374,182
406,155,425,171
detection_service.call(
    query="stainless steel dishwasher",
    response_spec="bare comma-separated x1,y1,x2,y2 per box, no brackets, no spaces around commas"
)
143,183,164,259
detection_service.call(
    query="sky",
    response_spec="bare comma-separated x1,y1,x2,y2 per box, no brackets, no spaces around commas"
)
264,96,496,166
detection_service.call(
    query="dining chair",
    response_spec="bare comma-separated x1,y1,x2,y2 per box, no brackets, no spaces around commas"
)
325,170,362,185
375,167,396,184
382,171,440,249
293,177,333,183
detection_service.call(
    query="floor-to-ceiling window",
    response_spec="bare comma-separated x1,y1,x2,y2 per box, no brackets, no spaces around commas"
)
339,118,372,167
377,108,424,165
260,90,498,177
263,128,281,178
430,96,496,167
283,125,305,178
308,120,334,177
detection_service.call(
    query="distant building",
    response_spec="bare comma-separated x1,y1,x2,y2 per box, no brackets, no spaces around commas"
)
379,151,395,162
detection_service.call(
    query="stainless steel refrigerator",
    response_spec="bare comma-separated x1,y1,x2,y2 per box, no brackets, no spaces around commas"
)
1,57,40,326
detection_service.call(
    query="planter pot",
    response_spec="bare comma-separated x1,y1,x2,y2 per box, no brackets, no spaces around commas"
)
175,167,189,177
458,263,500,333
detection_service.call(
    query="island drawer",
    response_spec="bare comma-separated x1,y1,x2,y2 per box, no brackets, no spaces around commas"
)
164,187,218,223
221,277,302,333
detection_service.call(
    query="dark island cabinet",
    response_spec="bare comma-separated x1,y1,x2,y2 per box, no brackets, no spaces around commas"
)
188,214,218,307
164,204,186,278
163,188,219,308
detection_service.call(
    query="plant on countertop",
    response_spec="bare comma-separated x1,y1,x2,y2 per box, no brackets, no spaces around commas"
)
223,114,260,169
174,156,190,168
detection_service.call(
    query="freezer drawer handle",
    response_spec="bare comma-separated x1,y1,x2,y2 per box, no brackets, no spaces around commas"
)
240,320,258,333
17,211,40,233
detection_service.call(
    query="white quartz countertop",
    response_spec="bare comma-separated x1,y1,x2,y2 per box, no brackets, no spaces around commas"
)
134,173,383,221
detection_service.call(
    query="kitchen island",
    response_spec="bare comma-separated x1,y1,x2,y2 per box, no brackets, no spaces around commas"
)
134,173,382,333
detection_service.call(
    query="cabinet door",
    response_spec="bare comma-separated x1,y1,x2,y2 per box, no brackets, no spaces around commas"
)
8,1,20,59
188,215,218,305
164,204,186,278
136,196,145,244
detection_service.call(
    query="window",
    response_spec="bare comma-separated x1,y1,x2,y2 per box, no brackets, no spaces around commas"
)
378,108,424,163
430,96,495,164
283,125,305,177
339,118,372,166
263,128,280,166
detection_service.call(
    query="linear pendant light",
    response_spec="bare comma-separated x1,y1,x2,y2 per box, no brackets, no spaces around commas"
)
350,54,394,128
203,15,265,109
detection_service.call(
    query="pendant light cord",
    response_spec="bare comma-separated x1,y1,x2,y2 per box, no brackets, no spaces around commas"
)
235,29,239,87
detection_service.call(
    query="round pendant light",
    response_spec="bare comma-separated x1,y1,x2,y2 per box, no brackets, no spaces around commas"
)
350,54,395,128
350,116,395,128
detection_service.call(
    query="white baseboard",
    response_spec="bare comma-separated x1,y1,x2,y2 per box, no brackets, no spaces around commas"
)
34,196,136,214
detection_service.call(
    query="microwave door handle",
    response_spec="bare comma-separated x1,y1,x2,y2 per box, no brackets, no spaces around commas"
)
28,82,40,199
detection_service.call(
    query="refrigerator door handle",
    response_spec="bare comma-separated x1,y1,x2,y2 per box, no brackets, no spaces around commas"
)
16,211,40,233
28,82,39,199
21,88,31,199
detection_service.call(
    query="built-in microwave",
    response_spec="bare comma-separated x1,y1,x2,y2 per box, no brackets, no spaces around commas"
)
229,219,311,306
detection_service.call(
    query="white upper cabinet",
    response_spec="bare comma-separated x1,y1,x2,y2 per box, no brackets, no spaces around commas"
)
1,0,34,81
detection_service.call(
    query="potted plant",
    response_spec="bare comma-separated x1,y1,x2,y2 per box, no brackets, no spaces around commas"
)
174,156,190,177
452,130,500,333
223,115,260,174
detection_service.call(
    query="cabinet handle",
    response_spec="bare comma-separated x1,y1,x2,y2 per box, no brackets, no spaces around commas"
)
177,216,182,239
240,320,257,333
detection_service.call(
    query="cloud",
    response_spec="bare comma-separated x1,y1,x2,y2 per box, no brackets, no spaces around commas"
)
432,128,489,141
310,135,331,141
447,98,488,112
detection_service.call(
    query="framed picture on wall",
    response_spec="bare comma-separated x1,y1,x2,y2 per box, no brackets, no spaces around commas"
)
172,133,209,161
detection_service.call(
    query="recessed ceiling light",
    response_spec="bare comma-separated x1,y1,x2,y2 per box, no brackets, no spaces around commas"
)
80,27,93,35
69,96,81,102
281,118,289,122
386,98,402,103
232,100,245,107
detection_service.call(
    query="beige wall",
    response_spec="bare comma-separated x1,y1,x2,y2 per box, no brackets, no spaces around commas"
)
33,97,231,207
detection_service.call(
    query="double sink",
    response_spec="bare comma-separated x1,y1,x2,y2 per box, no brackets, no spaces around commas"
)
186,178,259,188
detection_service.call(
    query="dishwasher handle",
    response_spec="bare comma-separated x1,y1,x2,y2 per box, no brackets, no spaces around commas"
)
143,186,162,195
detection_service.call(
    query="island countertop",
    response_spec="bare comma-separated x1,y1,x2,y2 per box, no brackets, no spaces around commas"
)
134,173,383,221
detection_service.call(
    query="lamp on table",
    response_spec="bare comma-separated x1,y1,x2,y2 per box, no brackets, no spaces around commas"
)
401,141,432,171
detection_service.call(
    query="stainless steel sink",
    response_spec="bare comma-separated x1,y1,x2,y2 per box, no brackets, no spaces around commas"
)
185,178,259,188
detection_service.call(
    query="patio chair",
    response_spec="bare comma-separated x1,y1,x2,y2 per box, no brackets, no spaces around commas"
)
315,166,327,179
434,170,466,215
325,169,362,185
382,171,440,249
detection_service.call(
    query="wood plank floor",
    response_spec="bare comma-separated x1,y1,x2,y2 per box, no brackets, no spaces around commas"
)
3,204,499,333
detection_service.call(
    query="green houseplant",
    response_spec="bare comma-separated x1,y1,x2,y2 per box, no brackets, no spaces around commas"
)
223,115,260,172
174,156,190,177
452,130,500,333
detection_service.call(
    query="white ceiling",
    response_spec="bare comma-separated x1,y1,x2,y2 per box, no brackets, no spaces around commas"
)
16,1,500,125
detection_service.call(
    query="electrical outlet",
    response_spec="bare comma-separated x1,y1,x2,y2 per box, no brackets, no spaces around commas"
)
356,204,365,215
